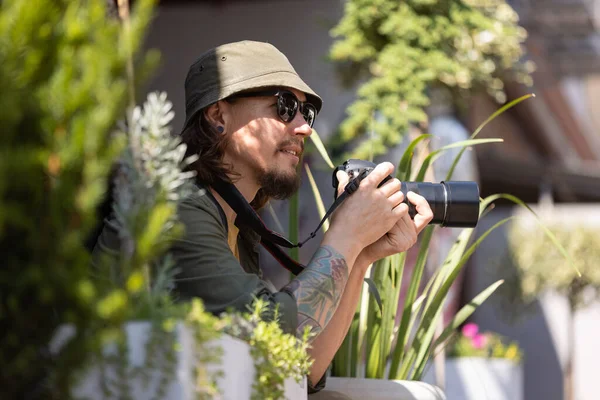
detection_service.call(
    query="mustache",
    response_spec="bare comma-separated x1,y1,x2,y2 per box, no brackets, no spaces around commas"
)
278,139,304,154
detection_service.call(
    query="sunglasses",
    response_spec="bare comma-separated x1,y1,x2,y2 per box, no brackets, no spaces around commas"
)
227,89,317,128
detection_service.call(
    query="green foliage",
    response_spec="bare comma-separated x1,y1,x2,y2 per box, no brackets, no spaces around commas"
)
222,300,313,400
0,0,158,396
505,222,600,311
328,0,534,159
95,91,198,323
185,299,224,400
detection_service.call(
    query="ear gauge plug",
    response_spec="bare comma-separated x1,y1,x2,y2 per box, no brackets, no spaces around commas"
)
217,126,224,133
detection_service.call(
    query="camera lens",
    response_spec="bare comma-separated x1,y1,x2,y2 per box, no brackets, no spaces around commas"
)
400,181,479,228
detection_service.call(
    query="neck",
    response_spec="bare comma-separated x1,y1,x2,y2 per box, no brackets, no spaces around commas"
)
210,175,259,225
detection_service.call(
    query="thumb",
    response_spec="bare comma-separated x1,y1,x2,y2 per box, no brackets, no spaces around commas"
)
336,170,350,197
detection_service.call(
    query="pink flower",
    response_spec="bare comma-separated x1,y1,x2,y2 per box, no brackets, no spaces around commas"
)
462,323,479,339
472,333,487,349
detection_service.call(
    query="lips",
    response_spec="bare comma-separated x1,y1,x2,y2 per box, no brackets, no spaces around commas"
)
281,149,300,157
278,143,303,158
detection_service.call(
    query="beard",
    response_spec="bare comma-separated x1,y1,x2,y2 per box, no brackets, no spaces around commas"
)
258,166,301,200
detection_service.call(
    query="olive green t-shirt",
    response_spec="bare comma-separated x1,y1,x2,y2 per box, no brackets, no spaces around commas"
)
91,183,298,335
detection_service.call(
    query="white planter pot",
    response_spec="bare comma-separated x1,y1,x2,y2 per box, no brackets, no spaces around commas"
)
422,358,522,400
325,377,446,400
51,321,307,400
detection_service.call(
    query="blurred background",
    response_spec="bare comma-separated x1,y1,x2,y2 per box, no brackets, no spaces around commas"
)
139,1,600,399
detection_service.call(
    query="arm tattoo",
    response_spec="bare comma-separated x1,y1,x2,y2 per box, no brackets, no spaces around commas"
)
283,245,349,337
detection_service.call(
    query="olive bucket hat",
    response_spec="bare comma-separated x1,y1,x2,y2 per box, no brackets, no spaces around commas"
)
182,40,323,131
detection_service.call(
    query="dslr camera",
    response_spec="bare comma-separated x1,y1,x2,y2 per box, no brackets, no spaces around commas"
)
332,159,480,228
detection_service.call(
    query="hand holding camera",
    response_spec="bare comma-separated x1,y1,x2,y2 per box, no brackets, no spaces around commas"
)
332,159,480,228
323,162,410,263
329,159,480,266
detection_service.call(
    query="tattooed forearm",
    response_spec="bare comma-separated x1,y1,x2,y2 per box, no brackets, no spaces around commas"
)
283,245,349,338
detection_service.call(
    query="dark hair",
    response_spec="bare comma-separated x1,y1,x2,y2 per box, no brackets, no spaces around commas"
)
180,111,269,210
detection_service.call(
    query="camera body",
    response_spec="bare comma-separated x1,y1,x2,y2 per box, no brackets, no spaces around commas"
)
332,159,480,228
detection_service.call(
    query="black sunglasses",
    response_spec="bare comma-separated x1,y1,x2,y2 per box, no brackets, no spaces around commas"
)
227,89,317,128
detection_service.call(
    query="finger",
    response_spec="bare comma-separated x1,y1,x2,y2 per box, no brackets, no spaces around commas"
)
399,210,417,239
392,202,409,219
390,213,416,251
387,190,405,208
407,191,434,233
362,162,394,189
379,178,401,198
336,170,350,197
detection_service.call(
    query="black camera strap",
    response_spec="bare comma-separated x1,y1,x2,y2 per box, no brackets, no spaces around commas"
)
210,170,367,276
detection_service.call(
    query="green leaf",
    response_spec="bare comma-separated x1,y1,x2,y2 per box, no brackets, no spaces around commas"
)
266,203,285,234
433,279,504,349
397,134,432,181
409,217,516,379
482,193,580,277
446,93,535,181
364,277,383,313
305,163,329,232
289,191,299,262
137,203,175,261
415,138,503,182
388,225,434,379
310,129,335,169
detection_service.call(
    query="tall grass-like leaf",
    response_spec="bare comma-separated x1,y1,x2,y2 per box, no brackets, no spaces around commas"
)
397,134,432,181
432,279,504,350
364,278,383,312
332,318,351,376
397,204,483,379
289,191,299,262
388,226,434,379
366,259,389,377
310,129,335,169
266,203,285,234
364,257,388,377
304,164,329,233
414,139,503,182
377,274,397,377
409,216,517,380
349,300,362,377
422,279,503,377
481,193,580,276
423,226,475,316
446,94,535,181
356,274,372,377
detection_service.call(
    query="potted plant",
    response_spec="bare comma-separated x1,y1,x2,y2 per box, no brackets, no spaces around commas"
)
422,322,523,400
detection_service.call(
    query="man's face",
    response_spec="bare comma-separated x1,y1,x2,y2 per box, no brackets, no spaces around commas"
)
222,88,313,199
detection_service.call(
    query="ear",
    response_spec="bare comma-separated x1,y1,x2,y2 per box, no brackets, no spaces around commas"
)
204,101,230,133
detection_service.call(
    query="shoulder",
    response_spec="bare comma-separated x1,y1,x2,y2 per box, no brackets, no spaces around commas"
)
177,182,228,237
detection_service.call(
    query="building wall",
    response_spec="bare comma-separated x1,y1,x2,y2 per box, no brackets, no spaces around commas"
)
144,0,350,142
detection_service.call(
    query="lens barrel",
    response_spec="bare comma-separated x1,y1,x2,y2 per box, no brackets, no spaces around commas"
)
400,181,479,228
